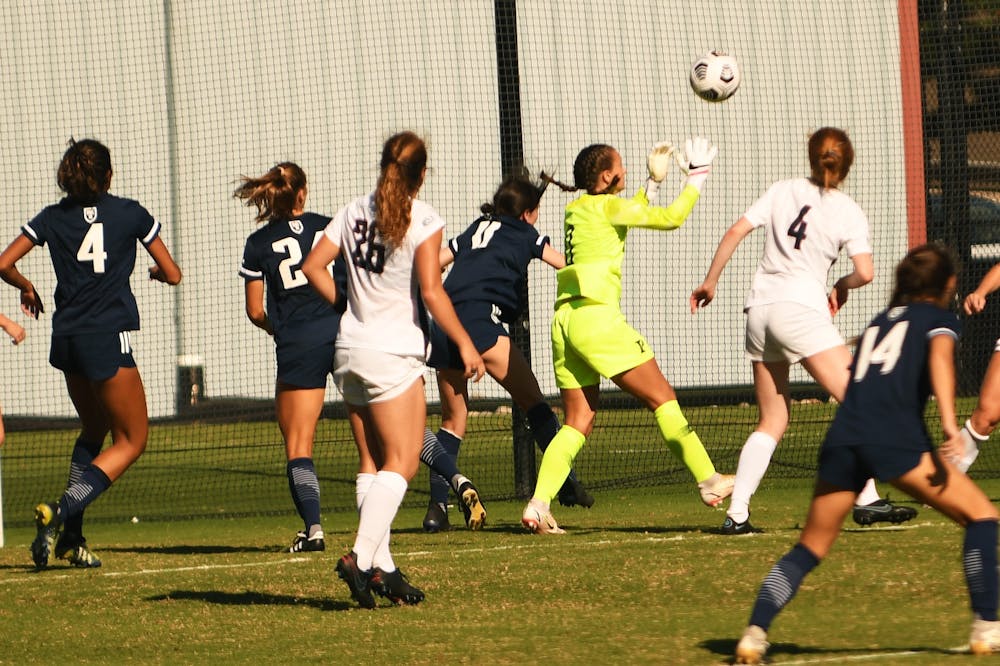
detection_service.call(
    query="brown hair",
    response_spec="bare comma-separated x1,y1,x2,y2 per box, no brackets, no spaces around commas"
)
808,127,854,189
233,162,307,223
889,242,957,308
542,144,620,195
375,131,427,248
481,168,548,219
57,138,112,204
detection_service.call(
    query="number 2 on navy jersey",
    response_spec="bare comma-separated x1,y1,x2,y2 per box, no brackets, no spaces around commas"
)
852,320,909,381
77,223,108,273
272,231,329,289
786,205,810,250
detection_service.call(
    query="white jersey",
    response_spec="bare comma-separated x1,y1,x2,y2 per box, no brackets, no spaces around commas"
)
743,178,871,314
326,192,445,356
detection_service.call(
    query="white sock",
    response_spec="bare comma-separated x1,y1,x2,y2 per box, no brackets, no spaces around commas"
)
727,431,778,523
450,474,470,494
372,528,396,573
352,470,408,571
355,472,375,513
855,478,881,506
957,420,989,473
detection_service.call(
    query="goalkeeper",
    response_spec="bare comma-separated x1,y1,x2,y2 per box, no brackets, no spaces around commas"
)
521,139,734,534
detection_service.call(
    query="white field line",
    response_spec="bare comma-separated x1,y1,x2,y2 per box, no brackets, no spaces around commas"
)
0,523,931,585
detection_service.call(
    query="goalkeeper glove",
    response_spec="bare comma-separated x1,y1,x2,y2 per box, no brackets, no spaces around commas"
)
674,137,718,193
644,141,674,201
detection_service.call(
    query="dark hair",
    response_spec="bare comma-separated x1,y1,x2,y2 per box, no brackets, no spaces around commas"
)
542,144,619,195
808,127,854,189
889,242,957,308
57,138,112,204
481,168,548,219
376,131,427,248
233,162,307,223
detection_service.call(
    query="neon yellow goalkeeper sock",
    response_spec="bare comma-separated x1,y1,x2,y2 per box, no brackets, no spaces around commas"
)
532,425,586,504
654,400,716,483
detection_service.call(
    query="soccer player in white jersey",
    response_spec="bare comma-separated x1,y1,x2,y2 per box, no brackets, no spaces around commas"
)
942,260,1000,471
691,127,916,533
303,131,484,608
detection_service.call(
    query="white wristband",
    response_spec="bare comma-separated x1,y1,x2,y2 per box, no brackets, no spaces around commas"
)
644,178,660,201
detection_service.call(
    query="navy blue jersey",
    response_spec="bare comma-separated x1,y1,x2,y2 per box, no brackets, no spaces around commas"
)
22,193,160,335
443,214,549,323
824,302,961,451
239,212,346,344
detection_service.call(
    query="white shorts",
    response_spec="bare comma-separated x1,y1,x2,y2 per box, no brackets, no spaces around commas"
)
744,302,845,363
334,347,426,406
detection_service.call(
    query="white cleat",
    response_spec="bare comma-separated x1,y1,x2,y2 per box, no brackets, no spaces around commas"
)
970,618,1000,655
735,625,769,664
698,472,735,508
521,499,565,534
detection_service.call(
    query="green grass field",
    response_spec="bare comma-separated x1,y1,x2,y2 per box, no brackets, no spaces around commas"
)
2,480,999,664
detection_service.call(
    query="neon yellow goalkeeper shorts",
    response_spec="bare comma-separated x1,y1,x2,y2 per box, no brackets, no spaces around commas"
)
551,301,654,389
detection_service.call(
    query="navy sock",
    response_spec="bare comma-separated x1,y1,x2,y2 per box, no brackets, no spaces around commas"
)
748,543,820,631
526,403,560,450
58,464,112,521
63,437,103,537
287,457,321,532
965,519,999,621
421,428,461,505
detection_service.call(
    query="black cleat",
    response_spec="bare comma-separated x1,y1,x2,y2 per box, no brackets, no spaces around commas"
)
458,481,486,530
557,476,595,508
719,516,761,535
287,530,325,553
852,498,918,526
371,567,425,605
422,500,449,533
55,533,102,568
335,551,375,609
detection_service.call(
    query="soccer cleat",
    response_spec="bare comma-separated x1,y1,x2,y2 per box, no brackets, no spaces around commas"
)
31,502,61,570
422,500,450,533
521,498,565,535
55,534,102,568
735,624,769,664
458,481,486,530
719,515,761,535
852,497,918,526
370,567,425,605
335,551,375,609
698,473,735,508
287,530,325,553
557,476,595,508
970,618,1000,655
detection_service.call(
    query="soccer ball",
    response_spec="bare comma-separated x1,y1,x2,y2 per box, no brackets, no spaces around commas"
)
689,51,741,102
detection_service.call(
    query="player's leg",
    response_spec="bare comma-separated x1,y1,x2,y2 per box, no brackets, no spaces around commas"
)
422,369,469,531
487,336,593,507
890,451,1000,652
40,373,111,568
724,361,788,533
276,383,326,552
613,358,733,506
953,344,1000,472
736,480,853,664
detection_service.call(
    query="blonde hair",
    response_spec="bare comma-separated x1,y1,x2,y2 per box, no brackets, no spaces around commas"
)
375,132,427,247
233,162,306,223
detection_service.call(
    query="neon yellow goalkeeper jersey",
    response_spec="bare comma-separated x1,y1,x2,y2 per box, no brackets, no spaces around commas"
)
555,185,701,308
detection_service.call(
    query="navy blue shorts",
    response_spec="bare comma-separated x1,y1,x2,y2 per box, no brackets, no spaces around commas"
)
427,301,507,370
817,443,926,491
50,331,137,382
276,338,335,389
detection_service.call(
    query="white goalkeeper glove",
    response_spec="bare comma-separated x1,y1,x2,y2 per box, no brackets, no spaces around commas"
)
644,141,675,201
674,136,718,193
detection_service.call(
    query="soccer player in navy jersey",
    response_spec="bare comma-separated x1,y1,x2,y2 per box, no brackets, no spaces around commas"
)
236,162,347,553
0,139,182,569
734,244,1000,663
423,169,594,532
